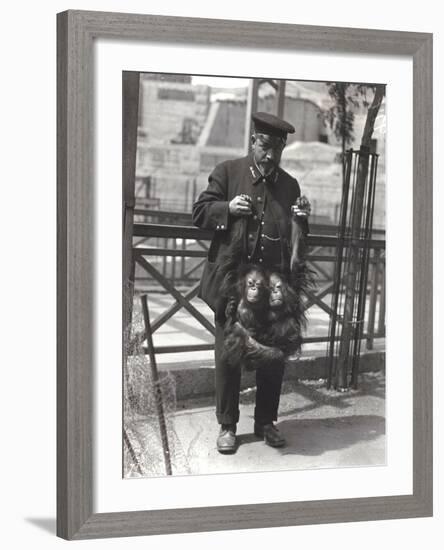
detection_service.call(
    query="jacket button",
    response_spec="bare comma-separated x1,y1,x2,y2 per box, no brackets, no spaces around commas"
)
220,224,225,229
257,197,262,203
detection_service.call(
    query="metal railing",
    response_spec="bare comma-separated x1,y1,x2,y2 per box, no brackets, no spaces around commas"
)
132,222,385,354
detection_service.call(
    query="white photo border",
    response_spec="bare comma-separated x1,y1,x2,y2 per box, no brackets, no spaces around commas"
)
94,39,413,513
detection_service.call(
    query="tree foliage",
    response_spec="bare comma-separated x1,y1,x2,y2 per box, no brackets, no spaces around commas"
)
324,83,376,148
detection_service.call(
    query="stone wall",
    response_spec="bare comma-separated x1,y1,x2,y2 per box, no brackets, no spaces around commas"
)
135,78,385,228
139,79,210,145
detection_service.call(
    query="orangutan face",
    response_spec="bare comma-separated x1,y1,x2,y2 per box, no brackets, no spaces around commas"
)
269,273,284,308
245,269,267,305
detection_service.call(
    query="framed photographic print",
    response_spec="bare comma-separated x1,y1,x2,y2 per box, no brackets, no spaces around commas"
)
57,10,433,540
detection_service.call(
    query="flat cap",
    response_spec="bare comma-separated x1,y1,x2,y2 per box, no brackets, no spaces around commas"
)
252,111,295,139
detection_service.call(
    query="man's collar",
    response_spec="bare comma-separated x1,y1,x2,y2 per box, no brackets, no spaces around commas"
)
249,158,279,185
248,162,262,185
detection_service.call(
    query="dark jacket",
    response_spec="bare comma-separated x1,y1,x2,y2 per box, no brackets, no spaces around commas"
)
192,154,307,312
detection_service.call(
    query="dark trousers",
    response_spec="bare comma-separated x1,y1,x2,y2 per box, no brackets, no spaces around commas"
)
214,319,285,426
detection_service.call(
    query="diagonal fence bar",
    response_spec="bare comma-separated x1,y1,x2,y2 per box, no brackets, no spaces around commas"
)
140,295,172,476
135,255,215,336
130,221,385,356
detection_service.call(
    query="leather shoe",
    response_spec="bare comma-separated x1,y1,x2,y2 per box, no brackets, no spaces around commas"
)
254,422,286,447
217,424,237,453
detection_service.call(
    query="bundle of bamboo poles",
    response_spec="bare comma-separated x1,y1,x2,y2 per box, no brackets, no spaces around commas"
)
327,146,379,390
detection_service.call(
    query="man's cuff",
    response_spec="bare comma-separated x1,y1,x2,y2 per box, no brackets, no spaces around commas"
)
211,201,230,231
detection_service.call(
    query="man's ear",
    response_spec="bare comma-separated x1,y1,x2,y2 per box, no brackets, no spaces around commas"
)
251,134,256,147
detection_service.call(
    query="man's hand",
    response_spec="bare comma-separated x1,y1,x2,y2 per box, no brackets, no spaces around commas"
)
229,194,253,217
291,195,311,219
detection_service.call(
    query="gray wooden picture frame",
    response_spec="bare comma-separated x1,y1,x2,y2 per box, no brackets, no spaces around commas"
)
57,9,433,540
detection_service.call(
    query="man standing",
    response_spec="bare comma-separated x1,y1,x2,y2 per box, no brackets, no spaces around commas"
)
192,112,310,453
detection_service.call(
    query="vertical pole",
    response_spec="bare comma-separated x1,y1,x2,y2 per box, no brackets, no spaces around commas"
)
162,237,167,277
145,175,151,201
327,150,353,389
277,79,286,119
192,177,197,207
171,238,177,284
351,152,377,388
378,256,386,335
335,87,384,390
122,72,140,333
335,146,370,390
141,295,172,476
181,238,186,280
244,79,260,154
366,249,380,350
350,242,369,387
185,178,190,213
122,72,140,409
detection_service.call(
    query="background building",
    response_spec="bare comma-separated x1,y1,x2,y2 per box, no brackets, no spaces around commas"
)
135,74,385,229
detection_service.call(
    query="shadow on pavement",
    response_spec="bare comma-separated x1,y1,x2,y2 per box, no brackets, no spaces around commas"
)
236,432,262,446
277,374,386,417
276,414,385,456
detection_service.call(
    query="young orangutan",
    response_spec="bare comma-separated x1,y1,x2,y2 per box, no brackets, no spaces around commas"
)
220,265,285,371
266,271,306,357
217,205,313,371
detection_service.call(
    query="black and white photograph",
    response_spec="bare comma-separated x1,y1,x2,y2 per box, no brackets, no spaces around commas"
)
1,0,439,545
122,72,386,478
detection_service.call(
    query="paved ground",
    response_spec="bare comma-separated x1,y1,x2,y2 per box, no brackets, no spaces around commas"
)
126,371,385,478
126,288,385,477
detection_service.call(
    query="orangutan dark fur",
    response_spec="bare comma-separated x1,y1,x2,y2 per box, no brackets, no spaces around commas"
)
265,271,306,356
220,265,285,371
216,207,315,371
